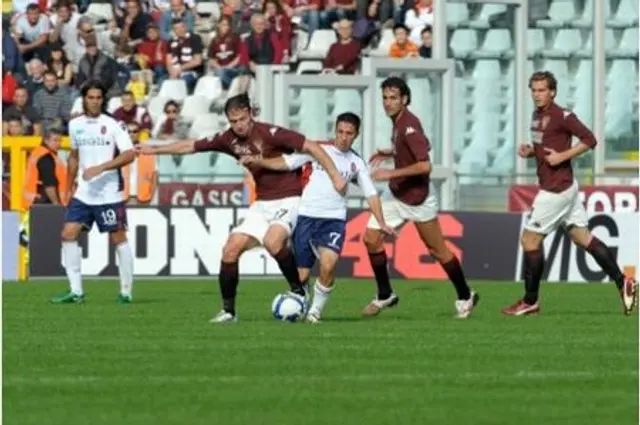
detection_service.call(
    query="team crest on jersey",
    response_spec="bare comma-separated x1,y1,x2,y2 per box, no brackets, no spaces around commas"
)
252,139,263,153
350,162,356,173
101,126,107,135
540,116,550,130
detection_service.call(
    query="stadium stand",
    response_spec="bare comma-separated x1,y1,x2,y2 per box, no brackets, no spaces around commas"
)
2,0,638,186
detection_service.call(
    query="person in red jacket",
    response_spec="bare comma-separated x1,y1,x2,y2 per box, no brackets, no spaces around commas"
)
2,69,18,109
136,23,169,84
263,0,293,56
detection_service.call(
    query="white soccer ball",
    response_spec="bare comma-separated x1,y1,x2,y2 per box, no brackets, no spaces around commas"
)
271,293,306,322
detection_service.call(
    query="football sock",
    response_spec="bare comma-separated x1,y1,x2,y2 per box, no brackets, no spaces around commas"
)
523,249,544,305
587,237,625,289
62,241,83,296
274,247,305,296
116,242,134,297
310,279,333,316
219,261,239,315
440,256,471,300
367,250,393,300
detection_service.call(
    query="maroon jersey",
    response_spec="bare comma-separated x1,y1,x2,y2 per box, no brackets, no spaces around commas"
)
530,103,597,193
389,110,431,205
193,122,306,200
208,34,241,67
113,106,152,131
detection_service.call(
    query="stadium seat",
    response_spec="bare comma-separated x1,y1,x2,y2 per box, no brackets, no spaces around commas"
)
572,59,593,128
71,96,83,115
446,2,470,28
449,29,478,58
295,88,329,139
194,76,223,101
211,153,245,182
542,60,570,105
605,60,635,139
453,77,468,155
296,60,322,74
331,89,362,121
611,27,639,58
573,0,612,27
544,29,582,58
528,28,546,57
406,76,435,137
107,97,122,113
189,113,221,138
159,80,188,103
469,4,507,29
457,142,488,184
298,30,336,60
607,0,639,28
156,155,180,182
471,29,512,59
180,96,212,123
487,141,515,175
370,29,394,57
179,153,215,183
147,96,169,123
469,61,502,152
537,0,577,28
577,29,616,58
373,78,392,150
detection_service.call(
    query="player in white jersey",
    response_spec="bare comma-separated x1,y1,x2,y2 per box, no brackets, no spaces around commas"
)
243,113,394,322
51,81,137,304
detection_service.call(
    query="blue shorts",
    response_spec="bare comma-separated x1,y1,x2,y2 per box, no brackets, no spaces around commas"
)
65,198,128,233
293,215,346,269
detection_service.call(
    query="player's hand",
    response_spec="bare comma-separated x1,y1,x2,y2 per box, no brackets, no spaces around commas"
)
380,224,397,237
518,144,534,158
82,166,102,181
371,168,394,182
369,149,393,167
544,147,565,166
239,155,261,166
331,175,348,196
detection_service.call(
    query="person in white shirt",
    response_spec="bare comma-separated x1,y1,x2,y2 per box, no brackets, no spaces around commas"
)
51,80,137,305
242,112,394,322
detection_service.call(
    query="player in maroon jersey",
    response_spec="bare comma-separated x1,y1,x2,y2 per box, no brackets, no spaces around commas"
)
137,94,347,323
363,76,480,319
502,71,638,316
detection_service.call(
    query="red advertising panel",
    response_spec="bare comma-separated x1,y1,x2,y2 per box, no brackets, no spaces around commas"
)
508,185,639,213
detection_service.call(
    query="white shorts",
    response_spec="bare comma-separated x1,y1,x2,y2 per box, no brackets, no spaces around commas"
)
232,196,300,244
367,187,438,229
524,181,588,235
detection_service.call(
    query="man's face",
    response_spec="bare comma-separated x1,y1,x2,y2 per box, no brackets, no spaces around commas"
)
227,107,252,138
84,88,104,115
80,23,95,38
530,79,554,109
334,121,358,151
86,45,98,56
122,94,135,110
382,86,406,117
26,8,39,24
128,125,140,143
173,22,186,38
394,28,408,44
13,88,28,107
421,30,432,46
337,19,352,40
47,134,62,151
43,74,58,90
251,15,266,33
57,5,70,21
147,27,159,40
7,120,23,136
171,0,183,12
30,61,44,77
126,1,140,16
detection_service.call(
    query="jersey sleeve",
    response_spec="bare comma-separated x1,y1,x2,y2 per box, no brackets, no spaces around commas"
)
355,158,378,197
268,125,306,152
193,132,231,154
282,152,313,170
114,120,134,152
562,110,597,148
404,124,430,162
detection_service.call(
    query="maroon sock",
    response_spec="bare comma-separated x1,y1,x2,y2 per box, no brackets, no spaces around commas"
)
587,237,625,289
368,251,393,299
523,249,544,305
274,247,305,296
219,261,239,315
441,256,471,300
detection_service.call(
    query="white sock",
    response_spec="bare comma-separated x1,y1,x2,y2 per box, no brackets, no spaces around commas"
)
62,241,83,296
310,279,333,316
116,242,134,297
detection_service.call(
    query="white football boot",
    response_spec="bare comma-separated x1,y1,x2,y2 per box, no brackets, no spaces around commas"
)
209,310,238,323
454,291,480,319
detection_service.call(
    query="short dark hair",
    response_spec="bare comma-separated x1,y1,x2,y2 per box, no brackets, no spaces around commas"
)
421,25,432,36
336,112,361,133
381,76,411,106
529,71,558,92
224,93,252,116
26,3,39,11
121,90,135,98
393,23,409,34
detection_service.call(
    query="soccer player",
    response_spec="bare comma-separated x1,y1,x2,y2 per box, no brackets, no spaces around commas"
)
363,76,479,319
242,112,395,322
51,81,136,304
502,71,638,316
137,93,347,323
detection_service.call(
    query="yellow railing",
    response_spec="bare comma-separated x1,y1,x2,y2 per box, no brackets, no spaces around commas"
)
3,136,72,281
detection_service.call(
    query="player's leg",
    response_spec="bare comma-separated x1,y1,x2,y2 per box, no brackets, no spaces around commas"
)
361,193,403,316
292,216,318,295
212,232,260,322
307,247,341,323
565,202,638,315
53,198,93,303
503,190,569,316
96,202,133,303
413,219,479,318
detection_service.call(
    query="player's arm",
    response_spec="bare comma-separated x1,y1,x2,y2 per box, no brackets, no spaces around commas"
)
356,161,389,230
140,139,198,155
558,112,598,161
386,129,432,179
67,148,79,197
301,141,346,191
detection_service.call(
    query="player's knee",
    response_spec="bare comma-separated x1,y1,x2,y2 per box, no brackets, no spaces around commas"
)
568,227,591,248
222,240,244,263
60,226,78,242
318,264,335,284
430,245,452,263
363,228,383,252
520,231,542,251
298,268,311,284
109,231,127,245
263,235,286,257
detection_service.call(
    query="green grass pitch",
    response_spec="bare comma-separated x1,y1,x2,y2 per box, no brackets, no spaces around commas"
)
3,279,638,425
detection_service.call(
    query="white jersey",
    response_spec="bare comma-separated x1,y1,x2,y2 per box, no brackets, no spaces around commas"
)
283,144,377,220
69,114,134,205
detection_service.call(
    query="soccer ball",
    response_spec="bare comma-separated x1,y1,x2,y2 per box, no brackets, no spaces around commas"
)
271,293,306,322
